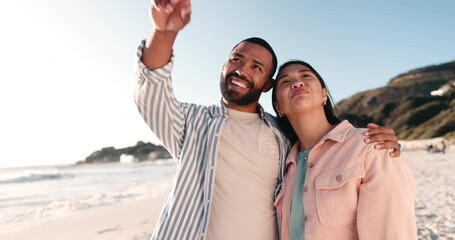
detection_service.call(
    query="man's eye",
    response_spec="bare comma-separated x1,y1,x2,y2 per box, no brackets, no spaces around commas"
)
230,58,240,62
253,65,262,71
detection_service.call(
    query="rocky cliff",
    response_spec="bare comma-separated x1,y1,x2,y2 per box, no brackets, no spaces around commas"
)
77,141,172,164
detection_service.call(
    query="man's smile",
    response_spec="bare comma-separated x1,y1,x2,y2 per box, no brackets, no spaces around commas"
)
230,78,249,89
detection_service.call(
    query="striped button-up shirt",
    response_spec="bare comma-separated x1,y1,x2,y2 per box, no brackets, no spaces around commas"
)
134,40,290,240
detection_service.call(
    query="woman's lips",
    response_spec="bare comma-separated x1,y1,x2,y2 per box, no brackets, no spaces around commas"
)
291,88,309,98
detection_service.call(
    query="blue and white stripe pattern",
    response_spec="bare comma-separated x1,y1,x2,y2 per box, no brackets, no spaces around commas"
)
134,40,290,240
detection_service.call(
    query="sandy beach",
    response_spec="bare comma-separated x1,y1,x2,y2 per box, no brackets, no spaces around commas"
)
0,194,165,240
1,149,454,240
406,150,455,239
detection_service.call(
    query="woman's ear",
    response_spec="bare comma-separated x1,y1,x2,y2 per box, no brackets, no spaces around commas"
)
274,102,285,117
322,88,328,105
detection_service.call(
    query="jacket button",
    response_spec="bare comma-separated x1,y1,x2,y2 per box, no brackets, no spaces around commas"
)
303,186,308,192
336,175,342,182
305,215,310,221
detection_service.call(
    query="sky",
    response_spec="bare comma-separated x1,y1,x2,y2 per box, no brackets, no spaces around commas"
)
0,0,454,168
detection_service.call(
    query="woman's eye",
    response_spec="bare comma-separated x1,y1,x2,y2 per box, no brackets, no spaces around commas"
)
280,80,290,86
230,58,240,62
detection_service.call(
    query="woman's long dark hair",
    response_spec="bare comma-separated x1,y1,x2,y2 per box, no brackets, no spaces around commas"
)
272,60,342,143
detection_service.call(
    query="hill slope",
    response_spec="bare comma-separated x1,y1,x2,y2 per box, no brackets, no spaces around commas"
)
336,60,455,140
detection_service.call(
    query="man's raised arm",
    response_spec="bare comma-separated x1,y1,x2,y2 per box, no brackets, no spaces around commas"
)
142,0,191,69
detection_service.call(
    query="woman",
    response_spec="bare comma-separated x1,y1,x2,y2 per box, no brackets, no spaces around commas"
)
272,60,417,240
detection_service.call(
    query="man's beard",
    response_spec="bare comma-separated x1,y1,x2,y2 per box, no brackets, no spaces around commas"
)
220,72,263,106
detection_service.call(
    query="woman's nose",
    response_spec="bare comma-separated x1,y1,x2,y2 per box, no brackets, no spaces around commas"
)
291,80,305,89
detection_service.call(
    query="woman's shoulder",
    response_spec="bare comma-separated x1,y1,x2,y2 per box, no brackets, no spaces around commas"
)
342,124,396,164
332,121,373,147
331,121,377,157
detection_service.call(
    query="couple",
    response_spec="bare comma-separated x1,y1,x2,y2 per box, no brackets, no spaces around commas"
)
134,0,417,239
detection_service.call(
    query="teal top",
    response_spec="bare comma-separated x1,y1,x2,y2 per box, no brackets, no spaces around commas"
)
290,149,310,240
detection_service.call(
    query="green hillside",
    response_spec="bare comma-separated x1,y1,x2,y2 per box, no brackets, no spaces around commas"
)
336,60,455,140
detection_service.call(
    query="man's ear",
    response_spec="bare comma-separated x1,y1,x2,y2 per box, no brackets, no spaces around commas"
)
262,78,274,92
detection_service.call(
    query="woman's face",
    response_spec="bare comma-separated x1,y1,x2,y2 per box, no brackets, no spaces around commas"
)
274,64,328,116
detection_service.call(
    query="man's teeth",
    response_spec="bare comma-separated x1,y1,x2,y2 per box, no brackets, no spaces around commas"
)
232,80,247,89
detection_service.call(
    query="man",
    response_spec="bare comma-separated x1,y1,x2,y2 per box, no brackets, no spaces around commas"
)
134,0,401,239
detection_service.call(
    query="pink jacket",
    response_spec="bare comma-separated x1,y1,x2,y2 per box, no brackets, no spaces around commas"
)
275,120,417,240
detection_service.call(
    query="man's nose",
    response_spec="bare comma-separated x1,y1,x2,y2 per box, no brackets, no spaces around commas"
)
235,64,246,75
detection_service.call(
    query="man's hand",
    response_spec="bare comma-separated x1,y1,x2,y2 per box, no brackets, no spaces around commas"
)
142,0,191,69
364,123,401,158
151,0,191,32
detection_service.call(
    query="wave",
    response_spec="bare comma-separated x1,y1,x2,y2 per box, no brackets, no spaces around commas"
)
0,168,73,184
0,181,171,226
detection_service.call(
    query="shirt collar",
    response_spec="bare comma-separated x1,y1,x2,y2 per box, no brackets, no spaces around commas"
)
219,99,267,120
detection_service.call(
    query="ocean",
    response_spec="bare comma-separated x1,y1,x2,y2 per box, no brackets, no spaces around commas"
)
0,160,175,233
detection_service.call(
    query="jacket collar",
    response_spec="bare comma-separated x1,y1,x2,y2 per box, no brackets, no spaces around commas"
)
285,120,353,166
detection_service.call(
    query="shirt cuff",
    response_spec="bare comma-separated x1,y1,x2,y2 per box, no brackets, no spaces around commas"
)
135,39,175,83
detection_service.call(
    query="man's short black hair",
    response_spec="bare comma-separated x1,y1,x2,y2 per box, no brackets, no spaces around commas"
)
233,37,278,80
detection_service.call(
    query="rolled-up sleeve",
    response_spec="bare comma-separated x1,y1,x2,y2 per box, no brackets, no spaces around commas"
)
133,40,185,159
357,146,417,240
